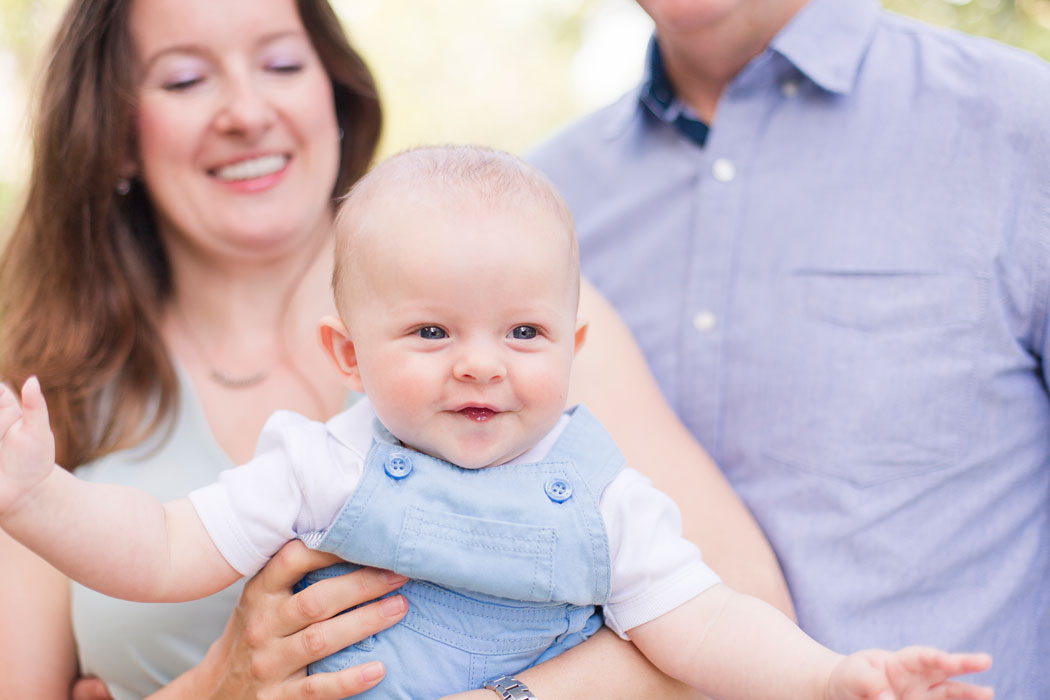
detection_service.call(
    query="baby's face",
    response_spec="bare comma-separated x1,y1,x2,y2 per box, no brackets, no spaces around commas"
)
341,197,581,469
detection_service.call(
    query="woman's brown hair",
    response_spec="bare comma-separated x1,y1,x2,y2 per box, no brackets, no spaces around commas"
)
0,0,381,468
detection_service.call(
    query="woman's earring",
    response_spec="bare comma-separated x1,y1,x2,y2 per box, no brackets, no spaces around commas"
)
115,177,131,196
338,127,345,141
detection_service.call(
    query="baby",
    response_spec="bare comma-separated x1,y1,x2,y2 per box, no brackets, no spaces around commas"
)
0,146,992,700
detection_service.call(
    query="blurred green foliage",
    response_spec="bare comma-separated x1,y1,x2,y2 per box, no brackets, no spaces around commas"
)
2,0,1049,229
885,0,1050,58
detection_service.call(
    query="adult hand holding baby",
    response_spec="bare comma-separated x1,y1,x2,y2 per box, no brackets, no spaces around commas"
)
69,544,409,700
162,542,408,700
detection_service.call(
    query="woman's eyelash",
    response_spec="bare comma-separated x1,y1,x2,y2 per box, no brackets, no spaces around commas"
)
163,76,203,91
160,62,300,91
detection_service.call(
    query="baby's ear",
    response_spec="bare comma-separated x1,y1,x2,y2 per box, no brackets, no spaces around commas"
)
573,318,588,355
318,316,364,392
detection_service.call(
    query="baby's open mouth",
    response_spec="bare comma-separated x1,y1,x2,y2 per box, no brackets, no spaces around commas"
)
458,407,496,422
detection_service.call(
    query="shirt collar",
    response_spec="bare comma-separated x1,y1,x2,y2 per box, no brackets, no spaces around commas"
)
602,37,699,142
770,0,881,96
605,0,881,140
640,38,711,146
641,36,678,116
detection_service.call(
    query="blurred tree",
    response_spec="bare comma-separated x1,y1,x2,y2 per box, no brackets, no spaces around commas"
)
2,0,1049,228
0,0,63,225
885,0,1050,58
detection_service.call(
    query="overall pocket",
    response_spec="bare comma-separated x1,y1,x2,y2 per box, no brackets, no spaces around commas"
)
395,506,557,602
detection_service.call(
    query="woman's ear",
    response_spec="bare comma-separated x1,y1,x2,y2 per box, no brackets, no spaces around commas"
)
318,316,364,392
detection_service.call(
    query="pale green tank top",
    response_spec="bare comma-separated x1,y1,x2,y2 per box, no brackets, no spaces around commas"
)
71,369,354,699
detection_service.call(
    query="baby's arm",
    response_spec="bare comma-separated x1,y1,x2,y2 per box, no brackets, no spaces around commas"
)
0,378,239,602
629,584,993,700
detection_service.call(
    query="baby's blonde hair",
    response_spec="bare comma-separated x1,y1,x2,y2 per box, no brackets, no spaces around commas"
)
332,145,579,317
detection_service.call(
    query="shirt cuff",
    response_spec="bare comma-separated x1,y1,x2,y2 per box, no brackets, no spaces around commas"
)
188,483,269,577
603,559,722,639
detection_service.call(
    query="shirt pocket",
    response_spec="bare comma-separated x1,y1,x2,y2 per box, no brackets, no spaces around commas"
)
395,506,557,602
760,270,986,486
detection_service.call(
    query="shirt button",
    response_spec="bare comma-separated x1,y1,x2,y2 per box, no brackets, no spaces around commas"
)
385,453,413,479
712,158,736,182
544,478,573,503
692,310,717,332
781,79,801,98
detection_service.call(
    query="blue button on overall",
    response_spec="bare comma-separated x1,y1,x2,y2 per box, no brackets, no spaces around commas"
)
385,453,414,479
544,478,572,503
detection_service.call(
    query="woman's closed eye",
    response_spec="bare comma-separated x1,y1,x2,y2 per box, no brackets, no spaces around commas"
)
266,60,304,75
161,70,206,92
164,78,202,91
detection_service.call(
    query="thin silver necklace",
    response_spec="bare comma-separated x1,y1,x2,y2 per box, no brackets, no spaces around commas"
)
175,308,286,390
208,366,269,389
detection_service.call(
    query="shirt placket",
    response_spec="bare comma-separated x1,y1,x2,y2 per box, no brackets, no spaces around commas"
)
676,58,781,465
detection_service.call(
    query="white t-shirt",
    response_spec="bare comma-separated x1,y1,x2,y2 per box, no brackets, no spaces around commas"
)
189,399,720,637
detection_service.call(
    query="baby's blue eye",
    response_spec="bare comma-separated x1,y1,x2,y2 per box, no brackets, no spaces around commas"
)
510,325,538,340
418,326,447,340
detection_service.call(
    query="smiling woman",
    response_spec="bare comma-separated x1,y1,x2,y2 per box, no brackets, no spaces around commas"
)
0,0,403,698
130,0,342,260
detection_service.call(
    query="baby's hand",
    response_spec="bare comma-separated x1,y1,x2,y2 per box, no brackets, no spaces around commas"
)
0,377,57,516
828,646,992,700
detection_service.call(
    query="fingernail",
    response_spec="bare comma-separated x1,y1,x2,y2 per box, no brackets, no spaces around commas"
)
360,661,385,682
380,595,406,617
382,571,408,585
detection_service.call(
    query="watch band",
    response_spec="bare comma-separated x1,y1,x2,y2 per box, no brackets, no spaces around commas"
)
483,675,537,700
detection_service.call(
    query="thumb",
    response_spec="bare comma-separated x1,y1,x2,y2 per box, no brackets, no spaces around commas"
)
71,676,115,700
19,376,51,436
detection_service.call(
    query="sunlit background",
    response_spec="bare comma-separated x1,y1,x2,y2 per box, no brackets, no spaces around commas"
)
2,0,1050,228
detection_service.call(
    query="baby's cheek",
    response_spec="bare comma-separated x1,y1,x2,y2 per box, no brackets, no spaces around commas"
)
363,371,426,430
526,369,571,411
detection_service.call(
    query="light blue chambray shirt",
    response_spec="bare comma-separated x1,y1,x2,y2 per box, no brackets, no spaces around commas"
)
532,0,1050,696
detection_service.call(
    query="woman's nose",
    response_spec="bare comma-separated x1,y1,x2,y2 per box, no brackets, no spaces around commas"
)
214,75,275,138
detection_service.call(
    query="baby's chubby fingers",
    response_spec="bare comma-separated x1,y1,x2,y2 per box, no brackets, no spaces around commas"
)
924,652,993,700
898,646,991,677
0,382,24,438
882,647,993,700
929,679,994,700
18,377,51,442
941,652,992,677
0,378,57,516
4,377,56,467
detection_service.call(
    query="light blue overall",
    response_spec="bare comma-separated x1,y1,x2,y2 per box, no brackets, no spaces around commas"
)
295,406,623,699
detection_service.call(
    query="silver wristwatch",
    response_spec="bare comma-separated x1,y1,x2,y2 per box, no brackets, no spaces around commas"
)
483,675,537,700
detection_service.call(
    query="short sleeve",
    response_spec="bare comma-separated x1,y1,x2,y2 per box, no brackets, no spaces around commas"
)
188,410,364,576
600,468,721,638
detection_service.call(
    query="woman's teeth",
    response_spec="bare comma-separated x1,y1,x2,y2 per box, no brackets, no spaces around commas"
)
215,154,288,181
